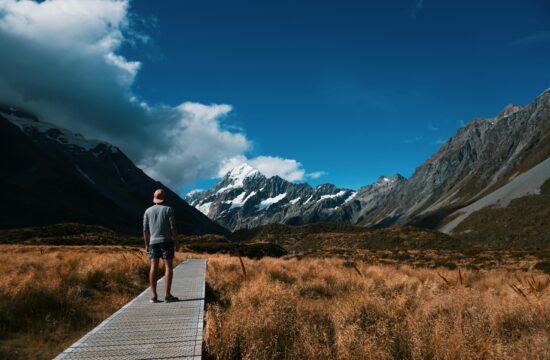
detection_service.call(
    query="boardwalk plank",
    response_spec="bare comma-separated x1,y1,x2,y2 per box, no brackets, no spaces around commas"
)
55,259,206,360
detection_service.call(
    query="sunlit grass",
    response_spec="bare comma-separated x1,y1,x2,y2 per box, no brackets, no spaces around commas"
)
204,255,550,359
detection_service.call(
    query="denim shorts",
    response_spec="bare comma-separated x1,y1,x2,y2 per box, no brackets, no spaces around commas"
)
148,242,174,260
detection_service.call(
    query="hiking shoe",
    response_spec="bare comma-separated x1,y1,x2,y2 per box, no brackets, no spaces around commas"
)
164,295,179,302
150,297,161,303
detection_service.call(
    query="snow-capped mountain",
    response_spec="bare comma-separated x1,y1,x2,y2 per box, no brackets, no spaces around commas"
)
185,163,404,231
0,105,227,235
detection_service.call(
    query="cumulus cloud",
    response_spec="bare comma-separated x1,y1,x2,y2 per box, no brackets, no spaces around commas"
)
249,156,306,182
217,155,325,182
0,0,149,155
0,0,315,189
143,102,251,186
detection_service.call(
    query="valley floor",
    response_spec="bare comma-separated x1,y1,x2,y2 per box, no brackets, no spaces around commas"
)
1,245,549,359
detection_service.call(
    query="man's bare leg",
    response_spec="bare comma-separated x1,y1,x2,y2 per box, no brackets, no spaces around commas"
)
164,258,173,297
150,258,159,299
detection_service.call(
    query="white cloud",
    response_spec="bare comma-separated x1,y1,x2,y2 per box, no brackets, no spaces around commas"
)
0,0,149,154
249,156,305,182
142,102,251,187
217,155,249,178
307,171,327,179
217,155,325,182
0,0,316,190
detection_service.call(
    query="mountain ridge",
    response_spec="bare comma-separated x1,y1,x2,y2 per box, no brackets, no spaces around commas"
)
0,105,228,235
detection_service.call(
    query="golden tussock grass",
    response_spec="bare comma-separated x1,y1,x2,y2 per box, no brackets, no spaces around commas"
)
0,245,186,360
1,244,549,359
204,255,550,360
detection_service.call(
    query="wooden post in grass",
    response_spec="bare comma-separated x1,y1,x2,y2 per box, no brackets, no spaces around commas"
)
238,254,247,280
224,235,247,281
353,264,364,278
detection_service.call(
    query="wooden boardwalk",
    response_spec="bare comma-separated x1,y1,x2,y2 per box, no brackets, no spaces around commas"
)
55,259,207,360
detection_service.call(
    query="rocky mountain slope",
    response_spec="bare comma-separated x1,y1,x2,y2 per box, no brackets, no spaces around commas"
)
0,105,227,235
359,89,550,232
185,163,403,231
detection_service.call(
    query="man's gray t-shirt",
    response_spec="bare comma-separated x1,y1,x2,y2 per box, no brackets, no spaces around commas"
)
143,204,176,244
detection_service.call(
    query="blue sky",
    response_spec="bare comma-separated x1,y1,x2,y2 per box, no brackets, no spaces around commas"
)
124,0,550,192
1,0,549,194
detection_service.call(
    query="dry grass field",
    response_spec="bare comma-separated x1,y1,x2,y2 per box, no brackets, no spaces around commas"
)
1,244,549,359
203,255,550,360
0,245,185,359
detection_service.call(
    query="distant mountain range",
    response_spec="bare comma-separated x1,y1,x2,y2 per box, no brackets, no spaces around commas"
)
0,105,227,235
187,89,550,238
185,162,404,230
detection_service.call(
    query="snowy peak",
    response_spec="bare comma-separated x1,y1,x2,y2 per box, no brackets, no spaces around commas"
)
214,163,265,194
225,163,262,181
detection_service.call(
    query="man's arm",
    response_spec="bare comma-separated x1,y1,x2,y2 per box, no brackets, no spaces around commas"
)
143,230,150,251
143,212,150,252
169,207,179,251
171,228,179,252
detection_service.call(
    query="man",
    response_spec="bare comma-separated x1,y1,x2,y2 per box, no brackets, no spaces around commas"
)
143,188,180,303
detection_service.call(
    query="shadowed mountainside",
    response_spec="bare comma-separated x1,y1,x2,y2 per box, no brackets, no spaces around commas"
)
0,106,228,235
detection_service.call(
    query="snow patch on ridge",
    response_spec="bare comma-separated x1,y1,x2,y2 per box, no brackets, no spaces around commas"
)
344,192,357,203
289,197,301,205
227,191,257,209
257,193,287,211
319,190,347,201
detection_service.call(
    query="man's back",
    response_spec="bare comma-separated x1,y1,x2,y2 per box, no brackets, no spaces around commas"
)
143,204,176,244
